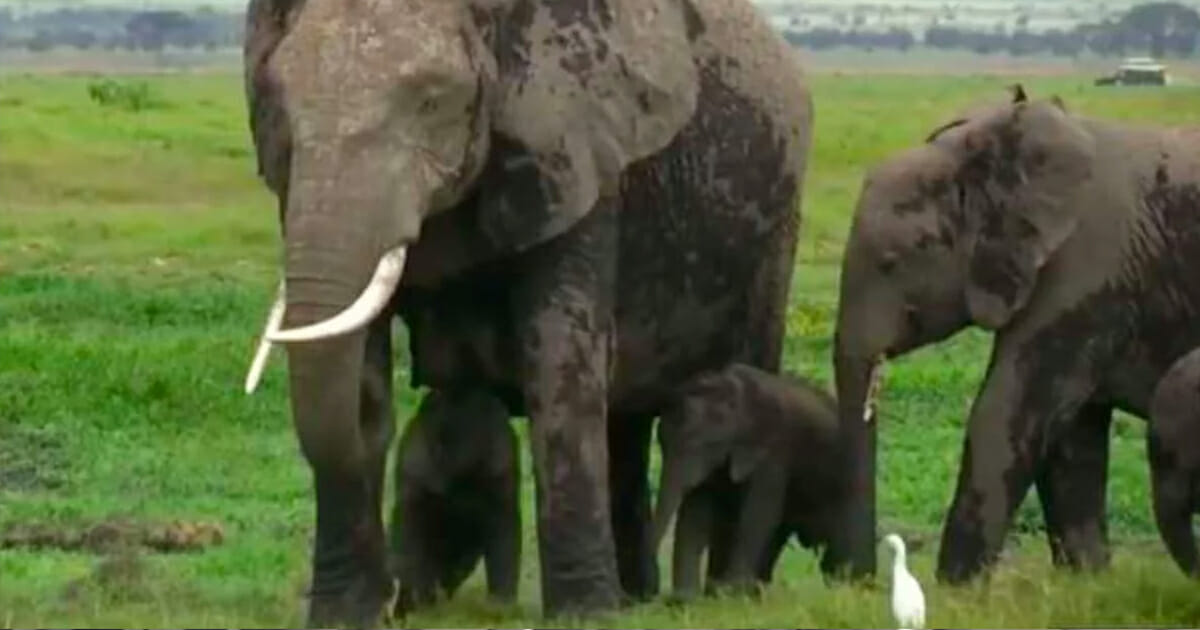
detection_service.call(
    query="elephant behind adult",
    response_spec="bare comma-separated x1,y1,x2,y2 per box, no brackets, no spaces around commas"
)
240,0,812,624
1147,347,1200,577
829,88,1200,584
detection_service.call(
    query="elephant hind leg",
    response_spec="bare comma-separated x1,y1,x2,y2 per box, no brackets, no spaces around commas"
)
755,529,791,584
936,343,1100,585
1036,401,1112,572
703,488,738,594
608,412,659,602
438,534,485,599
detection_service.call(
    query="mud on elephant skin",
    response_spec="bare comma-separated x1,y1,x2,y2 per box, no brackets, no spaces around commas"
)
390,388,520,616
240,0,812,622
1147,347,1200,578
832,85,1200,585
652,364,846,599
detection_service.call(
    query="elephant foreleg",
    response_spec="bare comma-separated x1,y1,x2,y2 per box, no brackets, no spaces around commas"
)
755,530,792,584
936,344,1095,584
723,467,787,592
392,487,443,616
515,203,621,616
1035,401,1112,572
484,471,522,604
670,488,713,600
608,412,659,601
704,484,738,592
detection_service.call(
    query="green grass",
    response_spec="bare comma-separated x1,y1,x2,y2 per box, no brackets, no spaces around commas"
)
4,71,1200,627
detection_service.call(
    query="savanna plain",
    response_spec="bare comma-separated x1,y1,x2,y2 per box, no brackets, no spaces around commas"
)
4,68,1200,628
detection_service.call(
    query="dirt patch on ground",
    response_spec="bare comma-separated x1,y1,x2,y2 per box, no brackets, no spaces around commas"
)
1,517,225,553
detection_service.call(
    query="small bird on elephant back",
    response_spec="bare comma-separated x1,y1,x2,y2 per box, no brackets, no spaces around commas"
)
830,82,1200,585
239,0,814,624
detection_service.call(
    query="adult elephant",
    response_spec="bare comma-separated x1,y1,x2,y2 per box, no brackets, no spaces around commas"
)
239,0,813,624
829,87,1200,584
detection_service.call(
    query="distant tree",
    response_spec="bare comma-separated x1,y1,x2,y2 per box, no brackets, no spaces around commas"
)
1081,19,1130,56
1008,28,1046,56
1045,28,1086,57
889,27,915,51
124,10,196,51
25,29,54,52
1120,2,1200,57
60,28,97,50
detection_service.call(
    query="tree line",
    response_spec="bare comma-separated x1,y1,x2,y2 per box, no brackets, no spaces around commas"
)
0,6,242,52
784,2,1200,58
2,1,1198,59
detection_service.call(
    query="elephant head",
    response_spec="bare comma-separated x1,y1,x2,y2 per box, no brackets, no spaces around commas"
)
240,0,702,386
651,368,768,548
1148,348,1200,578
831,88,1097,577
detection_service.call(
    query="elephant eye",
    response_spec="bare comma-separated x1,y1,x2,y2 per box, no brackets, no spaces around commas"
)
904,304,922,336
879,251,898,274
955,180,968,209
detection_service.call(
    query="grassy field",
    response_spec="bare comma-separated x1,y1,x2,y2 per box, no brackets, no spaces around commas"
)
4,70,1200,627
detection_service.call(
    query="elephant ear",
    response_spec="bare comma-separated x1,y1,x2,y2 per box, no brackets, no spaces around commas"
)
470,0,700,253
951,100,1096,329
662,370,738,489
728,374,770,483
243,0,302,198
729,436,767,483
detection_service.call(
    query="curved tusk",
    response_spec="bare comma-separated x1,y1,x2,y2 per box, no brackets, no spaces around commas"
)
267,246,407,344
244,281,285,395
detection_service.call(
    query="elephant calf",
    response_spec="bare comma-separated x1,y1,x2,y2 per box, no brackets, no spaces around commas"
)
652,363,844,599
390,388,520,614
1149,347,1200,578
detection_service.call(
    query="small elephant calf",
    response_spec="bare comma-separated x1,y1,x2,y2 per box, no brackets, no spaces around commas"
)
652,363,844,598
390,388,520,614
1148,347,1200,578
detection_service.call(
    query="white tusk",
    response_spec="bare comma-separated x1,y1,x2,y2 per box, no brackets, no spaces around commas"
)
244,281,286,395
266,246,407,343
863,357,886,423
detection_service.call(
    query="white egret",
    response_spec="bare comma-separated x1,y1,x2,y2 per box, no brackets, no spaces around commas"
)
884,533,925,630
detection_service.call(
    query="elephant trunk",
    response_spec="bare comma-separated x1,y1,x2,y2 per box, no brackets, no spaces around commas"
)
275,188,396,475
1150,455,1200,577
828,244,905,581
829,346,880,580
274,158,414,341
242,146,427,393
652,457,689,551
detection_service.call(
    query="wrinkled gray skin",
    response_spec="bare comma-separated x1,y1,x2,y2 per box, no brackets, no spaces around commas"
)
390,388,519,615
1147,347,1200,577
243,0,811,623
651,364,843,599
831,88,1200,585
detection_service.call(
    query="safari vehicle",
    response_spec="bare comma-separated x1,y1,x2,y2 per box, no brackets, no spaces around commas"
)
1095,57,1169,86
